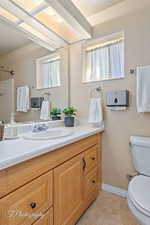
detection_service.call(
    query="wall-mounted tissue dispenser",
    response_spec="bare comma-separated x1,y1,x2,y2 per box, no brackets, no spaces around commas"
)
31,97,44,109
106,90,129,107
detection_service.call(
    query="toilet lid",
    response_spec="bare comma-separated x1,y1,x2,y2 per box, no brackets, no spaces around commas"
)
128,175,150,216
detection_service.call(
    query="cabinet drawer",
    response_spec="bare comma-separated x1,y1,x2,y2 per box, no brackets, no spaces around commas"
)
85,168,98,196
84,145,98,174
84,168,99,207
0,171,53,225
33,208,53,225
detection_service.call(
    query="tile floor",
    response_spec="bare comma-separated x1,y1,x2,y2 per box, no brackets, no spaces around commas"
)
77,191,140,225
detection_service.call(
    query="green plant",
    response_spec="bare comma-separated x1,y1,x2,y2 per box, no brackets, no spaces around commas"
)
50,108,61,116
63,106,77,117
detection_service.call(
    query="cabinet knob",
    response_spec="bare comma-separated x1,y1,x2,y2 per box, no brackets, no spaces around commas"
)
92,180,96,184
30,202,37,209
91,157,95,161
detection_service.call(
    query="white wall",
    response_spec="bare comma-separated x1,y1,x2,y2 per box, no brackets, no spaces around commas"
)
0,79,12,123
70,6,150,189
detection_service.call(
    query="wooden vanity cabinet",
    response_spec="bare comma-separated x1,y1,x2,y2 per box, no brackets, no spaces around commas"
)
0,133,101,225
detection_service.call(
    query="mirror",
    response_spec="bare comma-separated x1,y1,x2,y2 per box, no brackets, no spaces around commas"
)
0,20,69,124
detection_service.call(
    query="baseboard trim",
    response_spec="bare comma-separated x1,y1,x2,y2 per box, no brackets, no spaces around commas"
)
102,183,128,198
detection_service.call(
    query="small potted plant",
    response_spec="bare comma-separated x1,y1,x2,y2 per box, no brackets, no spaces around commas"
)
63,106,77,127
50,108,61,120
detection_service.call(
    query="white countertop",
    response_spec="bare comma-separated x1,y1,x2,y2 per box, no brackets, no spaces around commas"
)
0,125,104,171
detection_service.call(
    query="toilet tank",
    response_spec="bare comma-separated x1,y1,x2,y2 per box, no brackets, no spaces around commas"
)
130,136,150,176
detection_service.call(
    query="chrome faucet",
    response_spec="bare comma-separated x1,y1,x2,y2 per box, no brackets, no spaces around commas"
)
32,123,48,133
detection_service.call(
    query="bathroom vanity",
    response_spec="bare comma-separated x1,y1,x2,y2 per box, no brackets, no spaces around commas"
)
0,126,103,225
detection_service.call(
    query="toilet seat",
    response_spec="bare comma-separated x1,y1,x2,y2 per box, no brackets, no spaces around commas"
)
128,175,150,216
128,175,150,225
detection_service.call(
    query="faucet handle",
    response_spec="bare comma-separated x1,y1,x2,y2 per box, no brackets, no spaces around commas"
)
32,125,38,133
41,123,48,130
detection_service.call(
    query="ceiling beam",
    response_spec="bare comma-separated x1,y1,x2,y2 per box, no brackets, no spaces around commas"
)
0,0,67,50
88,0,150,26
20,29,56,51
0,15,55,51
45,0,93,39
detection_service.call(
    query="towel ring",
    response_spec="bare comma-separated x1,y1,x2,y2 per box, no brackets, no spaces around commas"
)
90,86,102,98
44,92,51,100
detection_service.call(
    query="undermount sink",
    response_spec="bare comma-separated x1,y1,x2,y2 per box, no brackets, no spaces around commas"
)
22,128,74,140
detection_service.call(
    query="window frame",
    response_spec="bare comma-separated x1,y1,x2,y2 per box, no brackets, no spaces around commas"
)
82,31,125,83
36,51,61,90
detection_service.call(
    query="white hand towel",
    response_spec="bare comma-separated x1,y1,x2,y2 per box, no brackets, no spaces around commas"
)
40,100,50,121
137,65,150,112
17,86,29,112
88,98,103,125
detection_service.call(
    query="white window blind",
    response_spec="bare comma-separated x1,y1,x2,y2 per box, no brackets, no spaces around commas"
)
41,58,60,88
83,38,124,82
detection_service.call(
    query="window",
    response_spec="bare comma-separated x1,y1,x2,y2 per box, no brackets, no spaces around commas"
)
36,53,61,89
83,33,124,82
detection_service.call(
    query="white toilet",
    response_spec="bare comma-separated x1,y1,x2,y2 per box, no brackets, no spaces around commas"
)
128,136,150,225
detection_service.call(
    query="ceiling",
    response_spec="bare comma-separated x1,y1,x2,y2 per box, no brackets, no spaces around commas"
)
0,20,31,56
0,0,150,55
71,0,125,17
72,0,150,26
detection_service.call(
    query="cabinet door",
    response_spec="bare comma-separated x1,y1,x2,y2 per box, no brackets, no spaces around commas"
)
33,208,53,225
54,154,84,225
